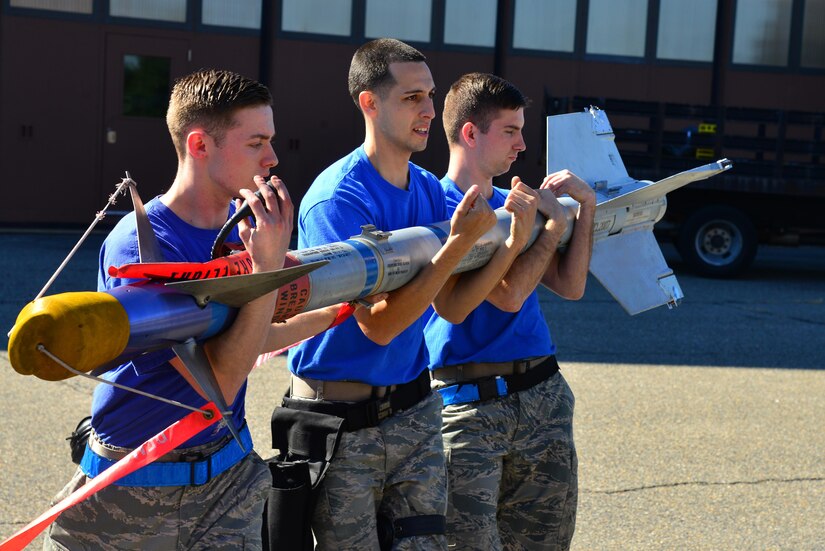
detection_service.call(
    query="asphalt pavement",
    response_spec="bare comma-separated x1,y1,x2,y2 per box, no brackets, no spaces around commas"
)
0,230,823,550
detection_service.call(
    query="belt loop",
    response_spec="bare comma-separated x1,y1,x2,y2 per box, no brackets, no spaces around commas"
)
475,377,499,401
316,380,324,401
418,370,430,395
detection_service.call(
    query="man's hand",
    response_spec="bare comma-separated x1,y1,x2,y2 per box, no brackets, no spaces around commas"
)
449,184,496,243
536,187,568,237
503,176,540,252
540,169,596,210
236,175,293,273
352,292,389,310
537,170,595,299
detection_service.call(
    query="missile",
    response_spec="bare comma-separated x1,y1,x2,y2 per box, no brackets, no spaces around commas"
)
9,108,730,389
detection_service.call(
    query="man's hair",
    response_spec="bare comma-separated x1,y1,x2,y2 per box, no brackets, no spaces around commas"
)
348,38,426,108
442,72,530,146
166,69,272,158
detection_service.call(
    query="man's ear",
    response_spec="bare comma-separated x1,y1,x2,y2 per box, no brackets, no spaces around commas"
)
460,122,477,148
186,130,208,160
358,91,378,117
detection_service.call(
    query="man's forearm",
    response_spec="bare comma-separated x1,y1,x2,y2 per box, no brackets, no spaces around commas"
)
203,291,279,402
542,202,595,299
487,223,564,311
433,239,522,323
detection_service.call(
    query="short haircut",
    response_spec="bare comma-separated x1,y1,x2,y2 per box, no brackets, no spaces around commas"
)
442,72,530,146
166,69,272,159
348,38,427,108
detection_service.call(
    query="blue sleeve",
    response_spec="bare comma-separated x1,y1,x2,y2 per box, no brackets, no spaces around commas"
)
98,220,140,292
299,194,374,249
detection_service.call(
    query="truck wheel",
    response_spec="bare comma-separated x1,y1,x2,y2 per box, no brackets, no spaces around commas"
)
677,205,758,277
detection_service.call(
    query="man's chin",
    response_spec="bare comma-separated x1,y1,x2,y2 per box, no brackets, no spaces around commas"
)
411,140,429,153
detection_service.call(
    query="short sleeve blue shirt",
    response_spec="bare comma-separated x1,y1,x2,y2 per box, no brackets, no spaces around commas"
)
92,197,245,449
288,146,448,385
424,178,556,369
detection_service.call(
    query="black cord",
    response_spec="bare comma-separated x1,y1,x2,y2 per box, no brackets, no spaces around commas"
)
210,182,275,259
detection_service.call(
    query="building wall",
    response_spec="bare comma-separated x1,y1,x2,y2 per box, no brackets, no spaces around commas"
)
0,10,259,227
1,0,822,226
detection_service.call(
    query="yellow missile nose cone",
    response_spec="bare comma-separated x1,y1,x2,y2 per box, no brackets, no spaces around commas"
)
8,292,130,381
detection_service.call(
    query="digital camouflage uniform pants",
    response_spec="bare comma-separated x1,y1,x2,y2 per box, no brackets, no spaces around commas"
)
43,452,270,551
440,372,577,551
311,391,448,551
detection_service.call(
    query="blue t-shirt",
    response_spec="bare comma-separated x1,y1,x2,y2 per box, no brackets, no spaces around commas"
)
92,197,245,448
288,146,448,385
424,178,556,369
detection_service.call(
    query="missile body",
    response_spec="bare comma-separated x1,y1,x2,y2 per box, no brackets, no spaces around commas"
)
268,209,547,321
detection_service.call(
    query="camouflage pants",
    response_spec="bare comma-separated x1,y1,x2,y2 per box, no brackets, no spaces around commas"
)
43,452,270,551
439,372,577,551
311,391,448,551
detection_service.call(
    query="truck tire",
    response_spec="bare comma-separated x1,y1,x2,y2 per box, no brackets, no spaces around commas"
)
677,205,758,278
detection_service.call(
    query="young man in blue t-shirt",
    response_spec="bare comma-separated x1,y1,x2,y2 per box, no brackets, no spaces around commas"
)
425,73,597,550
281,39,506,550
45,70,347,550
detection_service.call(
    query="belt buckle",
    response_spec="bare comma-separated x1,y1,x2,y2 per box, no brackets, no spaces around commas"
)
513,360,530,375
177,449,208,462
366,397,392,426
377,398,392,421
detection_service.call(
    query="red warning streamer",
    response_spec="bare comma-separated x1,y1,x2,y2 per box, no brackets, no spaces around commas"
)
0,404,221,551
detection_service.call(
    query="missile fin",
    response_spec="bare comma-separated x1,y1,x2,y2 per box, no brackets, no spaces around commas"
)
171,339,245,451
128,182,166,264
164,260,329,307
588,229,684,315
547,108,635,190
599,159,733,209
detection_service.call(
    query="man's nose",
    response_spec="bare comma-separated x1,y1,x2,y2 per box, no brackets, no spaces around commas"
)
421,97,435,120
264,144,278,168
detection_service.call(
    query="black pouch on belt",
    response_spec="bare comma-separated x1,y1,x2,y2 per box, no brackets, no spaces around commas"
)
67,416,92,465
262,404,345,551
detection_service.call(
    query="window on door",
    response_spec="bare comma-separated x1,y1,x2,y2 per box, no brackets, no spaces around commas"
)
122,54,171,118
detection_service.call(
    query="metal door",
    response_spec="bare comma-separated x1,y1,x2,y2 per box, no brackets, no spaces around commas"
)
101,34,190,205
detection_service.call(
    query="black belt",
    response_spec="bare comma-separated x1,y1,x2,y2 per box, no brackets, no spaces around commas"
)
281,369,431,432
437,355,559,406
